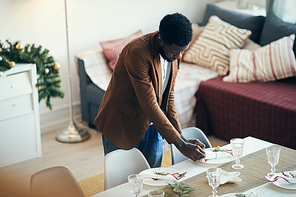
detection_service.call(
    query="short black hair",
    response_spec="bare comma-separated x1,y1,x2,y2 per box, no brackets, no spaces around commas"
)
159,13,192,47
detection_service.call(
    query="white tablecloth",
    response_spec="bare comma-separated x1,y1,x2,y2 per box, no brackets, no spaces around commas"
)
92,137,295,197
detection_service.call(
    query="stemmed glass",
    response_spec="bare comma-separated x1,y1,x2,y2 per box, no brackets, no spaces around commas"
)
128,174,144,197
231,138,244,169
266,145,281,177
207,168,222,197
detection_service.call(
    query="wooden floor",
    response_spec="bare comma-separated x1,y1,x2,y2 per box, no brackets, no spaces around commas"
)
0,123,227,197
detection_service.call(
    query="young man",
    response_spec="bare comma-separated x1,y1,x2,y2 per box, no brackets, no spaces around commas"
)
95,13,205,168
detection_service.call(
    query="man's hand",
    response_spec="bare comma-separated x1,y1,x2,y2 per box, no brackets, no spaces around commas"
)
173,136,206,162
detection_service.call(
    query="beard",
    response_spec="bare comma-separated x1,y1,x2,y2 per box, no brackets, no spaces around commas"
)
159,46,174,62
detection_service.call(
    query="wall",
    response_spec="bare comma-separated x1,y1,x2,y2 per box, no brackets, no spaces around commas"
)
0,0,218,133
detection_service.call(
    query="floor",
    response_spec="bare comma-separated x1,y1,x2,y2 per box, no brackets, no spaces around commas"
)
0,122,227,197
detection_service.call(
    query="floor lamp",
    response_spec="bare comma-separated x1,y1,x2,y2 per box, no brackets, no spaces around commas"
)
56,0,90,143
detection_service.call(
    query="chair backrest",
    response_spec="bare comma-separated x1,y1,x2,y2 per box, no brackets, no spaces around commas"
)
104,148,150,190
171,127,212,165
30,166,85,197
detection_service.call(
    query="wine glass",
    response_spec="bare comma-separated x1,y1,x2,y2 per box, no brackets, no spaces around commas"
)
128,174,144,197
231,138,244,169
207,168,222,197
266,145,281,177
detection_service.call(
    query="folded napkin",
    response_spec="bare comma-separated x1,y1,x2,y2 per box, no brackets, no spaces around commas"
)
220,170,241,184
265,171,296,184
205,149,232,160
141,170,177,181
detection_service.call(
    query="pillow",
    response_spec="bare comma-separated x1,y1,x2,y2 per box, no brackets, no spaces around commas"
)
100,30,143,71
200,4,265,43
190,23,204,48
242,39,261,51
183,15,251,75
183,23,204,58
223,34,296,83
259,14,296,58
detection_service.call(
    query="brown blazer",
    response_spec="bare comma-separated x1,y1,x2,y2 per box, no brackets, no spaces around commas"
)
94,31,182,149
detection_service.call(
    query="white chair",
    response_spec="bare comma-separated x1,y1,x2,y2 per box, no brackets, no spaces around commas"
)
171,127,212,165
30,166,85,197
104,148,150,190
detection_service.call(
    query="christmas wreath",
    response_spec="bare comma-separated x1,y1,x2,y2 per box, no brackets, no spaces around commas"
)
0,40,64,110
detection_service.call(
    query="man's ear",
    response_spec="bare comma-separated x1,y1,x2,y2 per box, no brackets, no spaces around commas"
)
158,36,164,46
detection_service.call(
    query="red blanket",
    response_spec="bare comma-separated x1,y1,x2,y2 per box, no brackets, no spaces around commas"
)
195,76,296,149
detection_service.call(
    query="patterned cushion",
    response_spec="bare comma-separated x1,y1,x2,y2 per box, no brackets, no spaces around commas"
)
183,24,204,58
100,30,143,71
183,16,251,75
223,34,296,83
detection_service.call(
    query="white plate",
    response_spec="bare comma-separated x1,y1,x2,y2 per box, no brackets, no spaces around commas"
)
268,170,296,190
220,194,236,197
272,178,296,190
139,168,181,186
200,148,234,165
221,192,259,197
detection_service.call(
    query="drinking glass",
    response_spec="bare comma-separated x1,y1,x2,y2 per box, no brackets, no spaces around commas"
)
128,174,144,197
207,168,221,197
266,145,281,177
148,189,165,197
231,138,244,169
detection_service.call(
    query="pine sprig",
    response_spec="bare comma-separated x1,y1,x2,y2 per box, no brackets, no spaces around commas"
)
0,40,64,110
165,181,196,197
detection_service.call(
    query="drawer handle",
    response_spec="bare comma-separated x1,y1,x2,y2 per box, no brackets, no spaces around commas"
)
11,85,15,89
12,104,16,107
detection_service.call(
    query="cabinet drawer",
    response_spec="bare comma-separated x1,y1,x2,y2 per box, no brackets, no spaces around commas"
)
0,71,32,101
0,113,38,167
0,94,33,121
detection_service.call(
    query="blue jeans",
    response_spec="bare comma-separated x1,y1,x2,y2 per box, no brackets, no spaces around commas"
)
102,124,163,168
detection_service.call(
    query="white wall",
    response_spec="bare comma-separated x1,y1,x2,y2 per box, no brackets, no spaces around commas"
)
0,0,218,133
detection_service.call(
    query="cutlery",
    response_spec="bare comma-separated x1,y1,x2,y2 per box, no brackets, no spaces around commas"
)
171,171,187,180
149,171,187,181
265,175,295,184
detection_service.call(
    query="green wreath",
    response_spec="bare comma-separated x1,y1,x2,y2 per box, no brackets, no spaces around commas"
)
0,40,64,110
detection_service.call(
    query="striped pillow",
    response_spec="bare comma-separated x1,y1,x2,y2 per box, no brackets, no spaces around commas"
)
183,15,251,75
223,34,296,83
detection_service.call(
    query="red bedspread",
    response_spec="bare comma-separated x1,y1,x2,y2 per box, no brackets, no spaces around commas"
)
195,76,296,149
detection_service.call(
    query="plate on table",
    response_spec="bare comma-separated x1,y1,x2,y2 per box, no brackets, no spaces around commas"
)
200,148,234,165
221,193,259,197
220,194,237,197
270,170,296,190
139,168,181,186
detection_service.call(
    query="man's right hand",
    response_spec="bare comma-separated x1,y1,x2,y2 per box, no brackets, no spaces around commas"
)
173,136,206,162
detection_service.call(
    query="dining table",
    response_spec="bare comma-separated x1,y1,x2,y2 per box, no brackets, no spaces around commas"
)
91,136,296,197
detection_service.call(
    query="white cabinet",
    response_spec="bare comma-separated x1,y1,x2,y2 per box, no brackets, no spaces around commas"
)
0,64,41,167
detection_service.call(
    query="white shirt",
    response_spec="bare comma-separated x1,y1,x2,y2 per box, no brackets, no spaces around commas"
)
160,55,171,95
151,56,172,125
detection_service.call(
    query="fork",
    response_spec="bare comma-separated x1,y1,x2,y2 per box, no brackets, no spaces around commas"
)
265,175,295,184
151,171,187,181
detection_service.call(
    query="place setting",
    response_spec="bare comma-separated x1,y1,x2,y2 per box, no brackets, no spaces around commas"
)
264,145,296,190
203,138,261,197
126,138,296,197
199,138,244,168
138,167,187,186
206,167,260,197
